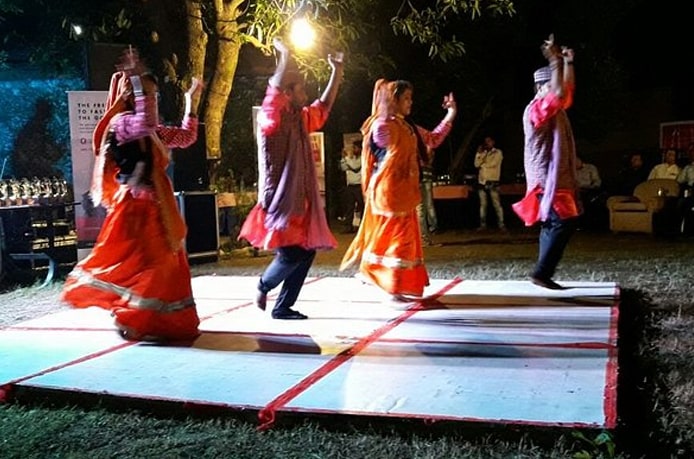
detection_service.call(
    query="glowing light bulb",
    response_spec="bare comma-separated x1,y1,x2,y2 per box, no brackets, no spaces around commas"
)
290,17,316,50
72,24,84,37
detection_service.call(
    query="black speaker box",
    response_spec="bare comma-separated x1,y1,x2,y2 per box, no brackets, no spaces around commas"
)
172,124,209,192
175,191,219,262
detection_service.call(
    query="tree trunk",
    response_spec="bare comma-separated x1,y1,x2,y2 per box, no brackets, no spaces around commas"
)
204,0,244,185
186,0,207,97
185,1,208,185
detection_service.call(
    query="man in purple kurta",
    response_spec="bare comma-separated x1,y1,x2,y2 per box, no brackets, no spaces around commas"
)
239,38,344,319
512,34,580,290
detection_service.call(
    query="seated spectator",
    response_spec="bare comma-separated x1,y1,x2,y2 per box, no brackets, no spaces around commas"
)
576,156,601,190
677,144,694,188
576,156,606,230
648,149,680,180
676,145,694,236
614,152,649,195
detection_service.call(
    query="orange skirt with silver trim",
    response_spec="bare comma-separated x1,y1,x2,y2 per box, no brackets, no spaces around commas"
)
62,189,199,341
341,204,428,297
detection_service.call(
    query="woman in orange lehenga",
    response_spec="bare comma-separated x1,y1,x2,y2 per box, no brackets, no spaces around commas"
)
340,79,457,300
62,50,204,341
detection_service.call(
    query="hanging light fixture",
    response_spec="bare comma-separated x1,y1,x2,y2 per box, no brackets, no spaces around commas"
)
287,0,317,50
289,16,316,50
71,23,84,38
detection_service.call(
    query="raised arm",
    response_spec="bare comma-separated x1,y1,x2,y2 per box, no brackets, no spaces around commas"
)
319,52,345,112
416,92,457,149
157,77,204,149
562,46,575,88
561,46,575,108
111,77,158,144
110,49,159,143
441,92,457,126
184,77,203,118
541,34,565,100
303,51,346,132
268,37,291,89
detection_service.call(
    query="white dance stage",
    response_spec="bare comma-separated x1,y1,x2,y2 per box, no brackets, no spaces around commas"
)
0,275,619,430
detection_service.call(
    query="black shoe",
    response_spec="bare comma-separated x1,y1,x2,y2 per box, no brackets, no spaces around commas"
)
530,276,565,290
271,309,308,320
255,290,267,311
389,293,420,302
117,327,165,342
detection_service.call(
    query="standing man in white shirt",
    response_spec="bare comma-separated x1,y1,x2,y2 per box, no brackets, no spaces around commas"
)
339,140,364,233
474,136,505,230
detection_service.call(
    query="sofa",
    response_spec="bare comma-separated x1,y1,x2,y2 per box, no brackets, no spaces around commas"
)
606,179,680,234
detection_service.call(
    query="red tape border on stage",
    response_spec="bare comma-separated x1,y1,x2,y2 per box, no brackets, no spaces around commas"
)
257,277,463,431
602,285,621,429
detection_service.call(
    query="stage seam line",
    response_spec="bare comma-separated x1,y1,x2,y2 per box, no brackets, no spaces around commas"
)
0,276,330,400
5,326,116,332
256,277,463,431
197,276,327,322
0,341,134,402
374,338,614,349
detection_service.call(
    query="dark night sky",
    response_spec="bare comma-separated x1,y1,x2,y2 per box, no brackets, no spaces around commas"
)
2,0,690,97
407,0,694,179
615,2,694,92
499,0,691,100
3,0,693,175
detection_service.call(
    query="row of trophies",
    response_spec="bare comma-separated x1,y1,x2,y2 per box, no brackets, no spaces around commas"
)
0,176,71,207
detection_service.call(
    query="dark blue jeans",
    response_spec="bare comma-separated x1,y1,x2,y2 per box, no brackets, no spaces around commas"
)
533,207,578,280
258,245,316,313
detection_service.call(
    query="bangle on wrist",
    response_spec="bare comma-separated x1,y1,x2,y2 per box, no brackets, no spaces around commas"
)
129,75,143,97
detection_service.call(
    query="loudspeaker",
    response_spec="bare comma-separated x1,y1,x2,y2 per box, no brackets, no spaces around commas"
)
175,191,219,262
172,124,209,192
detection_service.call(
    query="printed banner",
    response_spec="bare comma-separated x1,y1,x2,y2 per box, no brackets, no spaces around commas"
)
660,121,694,151
67,90,108,255
310,132,325,193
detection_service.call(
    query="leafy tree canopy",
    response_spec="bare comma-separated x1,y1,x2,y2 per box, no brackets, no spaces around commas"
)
2,0,644,182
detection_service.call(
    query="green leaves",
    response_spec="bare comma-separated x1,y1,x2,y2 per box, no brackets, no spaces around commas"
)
572,430,616,458
0,0,22,19
390,0,514,62
244,0,514,75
